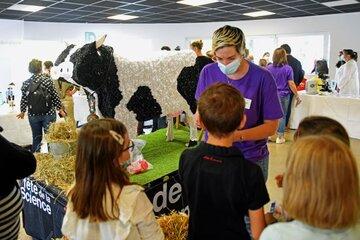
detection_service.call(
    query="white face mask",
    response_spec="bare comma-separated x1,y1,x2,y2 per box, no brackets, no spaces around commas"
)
217,58,241,75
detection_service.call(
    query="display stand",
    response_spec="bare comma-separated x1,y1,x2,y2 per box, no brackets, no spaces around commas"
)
22,127,190,239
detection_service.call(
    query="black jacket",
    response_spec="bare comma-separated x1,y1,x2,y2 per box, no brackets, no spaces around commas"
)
287,54,304,86
0,135,36,198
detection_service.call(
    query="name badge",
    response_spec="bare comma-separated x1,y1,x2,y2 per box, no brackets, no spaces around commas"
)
244,98,252,109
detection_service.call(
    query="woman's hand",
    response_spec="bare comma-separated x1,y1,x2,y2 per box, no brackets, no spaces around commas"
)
16,112,25,119
59,109,67,117
275,174,284,188
295,95,302,107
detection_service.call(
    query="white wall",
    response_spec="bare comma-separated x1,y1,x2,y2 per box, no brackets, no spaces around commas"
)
0,12,359,89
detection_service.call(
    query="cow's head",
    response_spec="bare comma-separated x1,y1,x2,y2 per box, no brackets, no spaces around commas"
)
52,36,122,118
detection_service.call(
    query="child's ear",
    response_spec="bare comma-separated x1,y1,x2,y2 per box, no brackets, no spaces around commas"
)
197,115,206,130
239,114,247,130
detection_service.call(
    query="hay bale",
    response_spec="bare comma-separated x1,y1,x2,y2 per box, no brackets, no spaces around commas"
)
45,121,78,157
33,153,75,192
45,121,77,143
157,211,188,240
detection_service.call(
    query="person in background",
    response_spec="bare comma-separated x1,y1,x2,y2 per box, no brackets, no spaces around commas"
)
262,52,271,65
336,49,359,96
196,25,283,182
280,44,304,127
206,50,215,60
261,135,360,240
53,77,78,127
267,48,301,144
259,59,268,68
17,59,65,152
336,50,346,69
180,83,269,240
160,46,171,51
43,61,53,77
190,39,214,71
62,119,164,240
0,135,36,240
275,115,350,188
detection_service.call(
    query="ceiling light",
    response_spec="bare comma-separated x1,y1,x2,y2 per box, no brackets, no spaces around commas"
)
8,4,45,12
177,0,219,7
321,0,358,7
107,14,138,20
243,10,275,17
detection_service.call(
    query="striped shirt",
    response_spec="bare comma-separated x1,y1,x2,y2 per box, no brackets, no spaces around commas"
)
0,186,23,240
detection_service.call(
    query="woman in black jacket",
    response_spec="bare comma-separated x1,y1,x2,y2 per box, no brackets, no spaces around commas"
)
0,134,36,240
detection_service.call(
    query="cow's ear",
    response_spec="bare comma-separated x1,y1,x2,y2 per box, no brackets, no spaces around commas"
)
96,34,107,49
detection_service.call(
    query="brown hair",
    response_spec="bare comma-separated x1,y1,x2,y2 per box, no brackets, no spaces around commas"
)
294,116,350,146
43,61,53,70
190,40,203,50
272,48,288,66
259,58,267,67
198,83,245,138
69,118,130,222
283,135,360,229
28,59,42,74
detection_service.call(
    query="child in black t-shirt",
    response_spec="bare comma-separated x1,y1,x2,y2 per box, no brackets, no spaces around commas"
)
179,83,269,240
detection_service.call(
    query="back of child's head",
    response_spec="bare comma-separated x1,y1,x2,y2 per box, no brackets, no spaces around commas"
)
283,135,360,229
69,118,130,221
198,83,245,138
294,116,350,146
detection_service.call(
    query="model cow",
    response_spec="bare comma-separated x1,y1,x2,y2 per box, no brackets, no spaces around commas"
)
52,36,198,143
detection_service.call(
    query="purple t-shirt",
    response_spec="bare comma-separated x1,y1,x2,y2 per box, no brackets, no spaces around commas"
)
267,64,294,97
195,61,283,163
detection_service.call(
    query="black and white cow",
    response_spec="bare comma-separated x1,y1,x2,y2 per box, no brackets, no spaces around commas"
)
52,36,198,142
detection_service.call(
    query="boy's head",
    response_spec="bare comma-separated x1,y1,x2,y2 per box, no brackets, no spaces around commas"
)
283,135,359,229
198,83,245,138
294,116,350,146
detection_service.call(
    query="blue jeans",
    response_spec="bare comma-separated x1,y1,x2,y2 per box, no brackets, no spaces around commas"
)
28,114,56,152
278,95,290,136
255,156,269,182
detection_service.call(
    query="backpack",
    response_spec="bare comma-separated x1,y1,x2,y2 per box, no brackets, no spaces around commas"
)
27,76,52,114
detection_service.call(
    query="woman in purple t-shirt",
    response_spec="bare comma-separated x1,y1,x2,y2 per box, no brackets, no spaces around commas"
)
195,25,283,181
267,48,301,144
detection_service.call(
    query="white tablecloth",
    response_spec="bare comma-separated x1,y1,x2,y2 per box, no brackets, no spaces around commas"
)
0,103,32,145
290,91,360,139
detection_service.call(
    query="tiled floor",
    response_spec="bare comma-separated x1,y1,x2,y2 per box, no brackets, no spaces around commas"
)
18,131,360,239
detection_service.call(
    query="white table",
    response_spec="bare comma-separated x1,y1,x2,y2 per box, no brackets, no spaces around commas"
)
289,91,360,139
0,103,32,145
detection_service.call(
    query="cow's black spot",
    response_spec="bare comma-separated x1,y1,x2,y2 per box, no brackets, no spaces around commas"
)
54,44,75,66
177,56,213,114
70,42,122,118
126,86,162,121
177,66,198,114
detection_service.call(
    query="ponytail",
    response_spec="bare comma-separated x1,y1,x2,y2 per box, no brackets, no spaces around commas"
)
343,49,358,62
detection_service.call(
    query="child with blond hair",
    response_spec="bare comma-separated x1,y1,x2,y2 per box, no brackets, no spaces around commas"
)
261,135,360,239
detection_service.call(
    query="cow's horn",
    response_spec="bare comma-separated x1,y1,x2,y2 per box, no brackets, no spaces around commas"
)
96,34,107,49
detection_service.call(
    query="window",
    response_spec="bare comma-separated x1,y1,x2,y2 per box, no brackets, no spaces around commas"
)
192,33,330,74
247,33,329,74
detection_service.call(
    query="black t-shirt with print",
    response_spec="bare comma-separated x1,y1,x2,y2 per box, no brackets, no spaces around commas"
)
179,142,269,240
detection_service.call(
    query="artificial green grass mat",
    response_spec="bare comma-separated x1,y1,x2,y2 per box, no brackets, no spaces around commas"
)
130,126,189,185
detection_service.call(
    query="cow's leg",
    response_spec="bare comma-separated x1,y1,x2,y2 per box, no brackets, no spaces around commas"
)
186,113,198,147
166,115,174,142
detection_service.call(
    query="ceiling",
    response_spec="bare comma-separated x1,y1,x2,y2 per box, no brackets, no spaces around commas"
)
0,0,359,24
